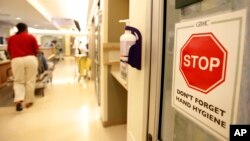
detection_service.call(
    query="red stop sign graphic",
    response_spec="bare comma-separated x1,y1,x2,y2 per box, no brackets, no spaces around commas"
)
180,33,227,94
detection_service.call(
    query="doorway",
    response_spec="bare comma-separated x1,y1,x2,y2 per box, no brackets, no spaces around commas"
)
147,0,232,141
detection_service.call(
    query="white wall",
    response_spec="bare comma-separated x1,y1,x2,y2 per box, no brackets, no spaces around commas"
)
127,0,149,141
0,25,11,45
64,35,71,56
100,0,109,122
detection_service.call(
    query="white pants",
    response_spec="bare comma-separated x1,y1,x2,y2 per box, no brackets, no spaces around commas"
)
11,56,38,103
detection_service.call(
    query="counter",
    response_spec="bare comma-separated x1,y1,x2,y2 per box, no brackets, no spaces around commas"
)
0,60,11,88
110,67,127,90
0,46,54,88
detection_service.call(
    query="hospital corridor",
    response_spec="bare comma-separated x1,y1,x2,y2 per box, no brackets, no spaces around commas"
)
1,0,250,141
0,57,126,141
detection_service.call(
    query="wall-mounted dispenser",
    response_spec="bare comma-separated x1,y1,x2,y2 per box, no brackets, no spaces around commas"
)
119,19,142,80
126,26,142,70
119,19,136,80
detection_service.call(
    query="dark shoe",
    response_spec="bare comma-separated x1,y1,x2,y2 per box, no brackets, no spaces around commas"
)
16,103,23,111
25,102,33,108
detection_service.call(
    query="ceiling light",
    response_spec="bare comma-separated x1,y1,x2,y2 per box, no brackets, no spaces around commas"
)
16,17,21,20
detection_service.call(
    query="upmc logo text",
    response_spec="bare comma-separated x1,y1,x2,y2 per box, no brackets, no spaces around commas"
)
180,33,228,94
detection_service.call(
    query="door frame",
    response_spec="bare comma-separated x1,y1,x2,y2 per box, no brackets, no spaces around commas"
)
147,0,165,140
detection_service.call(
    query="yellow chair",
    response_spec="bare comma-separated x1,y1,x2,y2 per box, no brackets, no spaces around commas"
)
75,56,91,82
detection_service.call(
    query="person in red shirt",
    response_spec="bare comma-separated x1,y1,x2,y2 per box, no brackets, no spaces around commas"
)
7,23,39,111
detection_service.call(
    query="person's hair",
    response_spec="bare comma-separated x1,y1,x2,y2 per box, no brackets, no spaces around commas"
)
51,40,57,44
16,23,28,34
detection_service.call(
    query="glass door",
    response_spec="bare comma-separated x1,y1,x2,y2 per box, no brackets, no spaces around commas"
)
148,0,225,141
157,1,179,140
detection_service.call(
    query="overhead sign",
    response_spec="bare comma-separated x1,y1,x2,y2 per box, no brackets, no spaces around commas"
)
172,10,246,140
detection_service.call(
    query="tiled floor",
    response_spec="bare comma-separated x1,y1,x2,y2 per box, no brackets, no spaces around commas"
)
0,57,126,141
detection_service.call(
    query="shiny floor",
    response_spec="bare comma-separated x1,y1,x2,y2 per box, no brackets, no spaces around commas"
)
0,57,126,141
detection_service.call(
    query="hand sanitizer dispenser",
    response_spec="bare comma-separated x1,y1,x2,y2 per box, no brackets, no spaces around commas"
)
119,20,136,80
